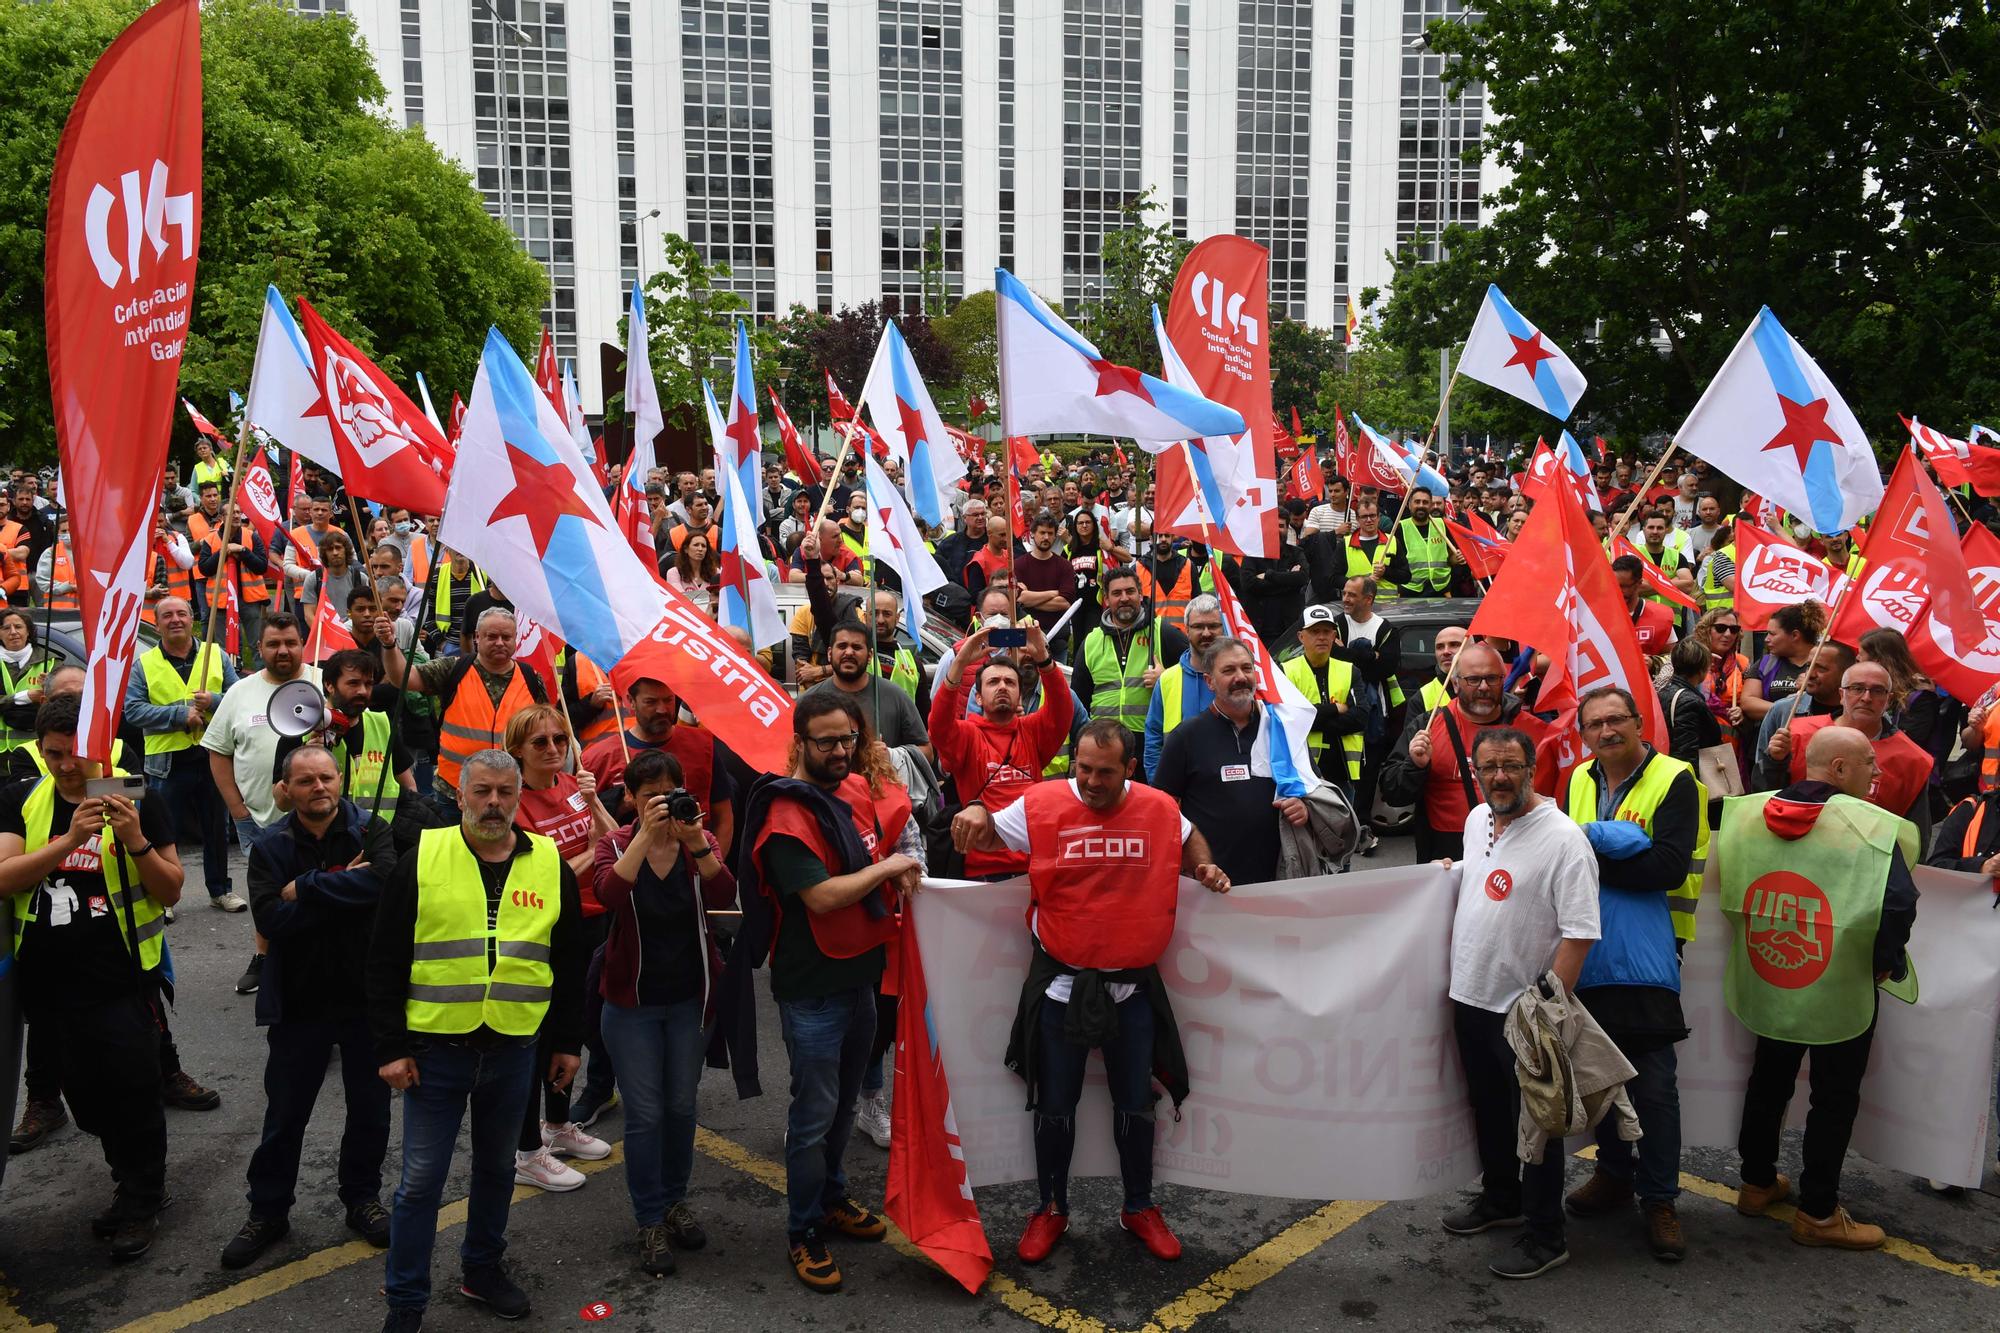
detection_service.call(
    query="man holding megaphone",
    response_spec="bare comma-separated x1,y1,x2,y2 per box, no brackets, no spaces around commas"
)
271,649,417,826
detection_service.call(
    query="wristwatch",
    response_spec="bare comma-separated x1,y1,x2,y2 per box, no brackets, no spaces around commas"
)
1026,657,1052,670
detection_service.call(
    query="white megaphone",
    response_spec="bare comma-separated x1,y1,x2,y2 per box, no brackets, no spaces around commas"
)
267,680,329,738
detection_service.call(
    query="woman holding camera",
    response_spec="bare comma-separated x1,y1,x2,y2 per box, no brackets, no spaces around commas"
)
505,704,618,1192
591,748,735,1277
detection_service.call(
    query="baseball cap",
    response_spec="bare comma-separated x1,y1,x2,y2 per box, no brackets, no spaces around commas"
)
1301,604,1340,627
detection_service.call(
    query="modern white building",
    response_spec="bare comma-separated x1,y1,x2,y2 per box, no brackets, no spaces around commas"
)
314,0,1491,410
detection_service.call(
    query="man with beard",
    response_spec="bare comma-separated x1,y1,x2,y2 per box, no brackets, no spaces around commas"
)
1390,487,1463,598
738,693,921,1293
274,649,417,823
1383,642,1552,862
954,721,1229,1265
1015,513,1076,658
1440,728,1599,1280
1154,639,1310,885
801,620,931,761
1074,567,1186,760
579,677,737,850
366,750,586,1331
1141,593,1222,781
125,595,239,910
933,624,1073,880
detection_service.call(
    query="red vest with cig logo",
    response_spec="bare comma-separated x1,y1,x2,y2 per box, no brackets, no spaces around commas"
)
1023,780,1182,969
754,773,910,959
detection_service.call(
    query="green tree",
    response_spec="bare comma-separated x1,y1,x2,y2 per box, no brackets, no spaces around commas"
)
1267,318,1341,423
1379,0,2000,444
1078,189,1191,369
0,0,548,467
931,289,997,410
627,232,773,432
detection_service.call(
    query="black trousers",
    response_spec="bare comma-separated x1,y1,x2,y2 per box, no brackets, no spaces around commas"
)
1453,1001,1565,1246
42,992,167,1211
245,1018,391,1218
1415,822,1467,864
25,985,181,1104
1738,1008,1878,1220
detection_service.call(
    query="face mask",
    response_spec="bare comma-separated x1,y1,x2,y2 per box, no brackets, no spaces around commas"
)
394,521,413,534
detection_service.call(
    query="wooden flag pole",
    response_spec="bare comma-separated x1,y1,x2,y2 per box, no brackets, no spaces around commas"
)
1611,444,1680,542
196,416,256,682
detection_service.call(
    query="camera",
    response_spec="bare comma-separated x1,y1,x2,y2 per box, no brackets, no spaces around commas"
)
664,788,703,824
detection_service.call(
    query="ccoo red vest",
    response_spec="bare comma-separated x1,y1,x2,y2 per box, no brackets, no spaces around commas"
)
755,773,912,960
1786,713,1933,818
1023,780,1183,970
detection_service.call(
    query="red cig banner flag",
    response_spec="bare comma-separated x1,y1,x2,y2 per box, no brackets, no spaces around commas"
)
46,0,204,761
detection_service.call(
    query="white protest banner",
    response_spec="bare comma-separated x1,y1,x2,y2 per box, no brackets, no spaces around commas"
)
911,866,1482,1202
1677,865,2000,1188
913,862,2000,1199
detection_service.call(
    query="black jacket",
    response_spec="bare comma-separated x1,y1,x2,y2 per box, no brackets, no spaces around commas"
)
248,799,396,1028
1660,676,1722,764
1929,790,2000,874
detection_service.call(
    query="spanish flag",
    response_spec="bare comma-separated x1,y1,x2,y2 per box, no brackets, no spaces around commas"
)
1345,297,1361,348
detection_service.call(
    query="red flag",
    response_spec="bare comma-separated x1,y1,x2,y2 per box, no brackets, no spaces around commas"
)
885,910,993,1294
1006,435,1039,534
295,298,451,513
534,327,568,426
1445,517,1510,580
448,392,467,448
1112,442,1129,468
1730,519,1848,631
1829,446,1983,651
1332,406,1355,482
609,586,795,775
1291,405,1305,440
1290,449,1324,502
944,424,985,469
1610,536,1701,612
1905,414,2000,495
968,393,991,422
1592,435,1607,464
233,446,283,548
184,398,225,442
1470,475,1665,782
768,389,823,486
1273,412,1301,463
512,614,562,702
827,371,888,463
306,591,358,662
1909,523,2000,702
47,0,204,762
222,567,241,656
286,448,307,515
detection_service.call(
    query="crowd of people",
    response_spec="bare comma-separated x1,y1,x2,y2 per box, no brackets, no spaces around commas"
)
0,431,1989,1329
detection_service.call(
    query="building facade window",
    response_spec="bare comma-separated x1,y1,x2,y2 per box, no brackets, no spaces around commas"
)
614,1,638,288
1061,0,1144,312
473,0,578,360
1235,0,1312,319
997,0,1017,274
1172,0,1190,236
399,0,424,127
1396,0,1484,263
812,0,834,311
293,0,349,13
680,0,777,317
878,1,965,316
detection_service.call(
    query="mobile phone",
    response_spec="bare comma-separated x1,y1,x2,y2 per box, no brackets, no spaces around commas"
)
987,627,1028,649
85,775,147,801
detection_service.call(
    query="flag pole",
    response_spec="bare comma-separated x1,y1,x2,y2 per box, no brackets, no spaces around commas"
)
814,419,860,531
610,688,633,766
1611,444,1680,541
198,415,256,682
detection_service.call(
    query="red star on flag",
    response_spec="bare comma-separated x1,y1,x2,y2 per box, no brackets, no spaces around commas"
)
895,396,930,459
723,397,761,469
486,444,603,556
1760,393,1836,472
718,545,762,595
876,507,905,553
1088,358,1155,404
1503,331,1557,379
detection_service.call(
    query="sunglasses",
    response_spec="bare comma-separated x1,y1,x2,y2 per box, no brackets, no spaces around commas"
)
525,733,569,750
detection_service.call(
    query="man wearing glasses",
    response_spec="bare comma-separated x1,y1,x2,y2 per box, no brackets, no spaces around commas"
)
1439,728,1599,1279
1558,687,1705,1263
1383,642,1553,861
1767,661,1934,847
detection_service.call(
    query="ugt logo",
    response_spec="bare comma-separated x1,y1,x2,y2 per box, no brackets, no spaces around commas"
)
1741,870,1833,989
84,161,195,289
322,351,420,466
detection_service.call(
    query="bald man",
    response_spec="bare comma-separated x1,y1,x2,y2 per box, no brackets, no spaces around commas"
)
1767,660,1933,848
1714,724,1918,1252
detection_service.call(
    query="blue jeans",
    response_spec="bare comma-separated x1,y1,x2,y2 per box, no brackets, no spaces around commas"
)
233,814,269,854
1593,1041,1681,1205
384,1038,535,1312
1034,991,1158,1211
155,748,229,897
777,987,876,1238
600,997,706,1226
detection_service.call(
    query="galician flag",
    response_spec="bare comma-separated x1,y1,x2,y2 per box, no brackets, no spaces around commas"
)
1673,307,1883,534
860,320,965,528
995,267,1245,445
619,280,665,572
1456,284,1589,421
864,455,947,640
721,321,765,527
242,285,341,472
706,380,786,649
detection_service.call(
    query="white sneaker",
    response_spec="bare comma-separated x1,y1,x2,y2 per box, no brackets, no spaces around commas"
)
210,892,248,912
514,1146,586,1191
854,1092,892,1149
542,1120,612,1161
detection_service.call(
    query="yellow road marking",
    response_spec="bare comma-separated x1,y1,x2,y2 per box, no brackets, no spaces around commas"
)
0,1273,57,1333
104,1148,625,1333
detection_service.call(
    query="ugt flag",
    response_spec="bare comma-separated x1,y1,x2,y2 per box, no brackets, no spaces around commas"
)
1829,445,1984,656
860,320,965,528
1731,520,1848,631
46,0,203,763
1354,417,1447,497
1456,285,1589,421
1674,307,1882,534
1154,306,1260,557
297,299,451,513
1908,523,2000,704
995,267,1245,445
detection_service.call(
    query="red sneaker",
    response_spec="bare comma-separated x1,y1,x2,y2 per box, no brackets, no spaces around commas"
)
1016,1204,1069,1264
1120,1206,1182,1261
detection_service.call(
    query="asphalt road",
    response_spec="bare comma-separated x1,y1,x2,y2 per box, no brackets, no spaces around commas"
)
0,834,1996,1333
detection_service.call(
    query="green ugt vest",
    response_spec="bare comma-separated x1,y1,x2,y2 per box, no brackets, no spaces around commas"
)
1081,621,1162,731
1699,543,1735,613
1565,752,1710,943
1394,518,1450,595
1717,792,1917,1045
11,770,166,971
405,826,562,1037
1280,654,1363,781
0,656,52,754
138,645,227,754
339,710,398,819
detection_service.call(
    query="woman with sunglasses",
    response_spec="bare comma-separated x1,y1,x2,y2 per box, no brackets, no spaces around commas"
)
504,703,618,1192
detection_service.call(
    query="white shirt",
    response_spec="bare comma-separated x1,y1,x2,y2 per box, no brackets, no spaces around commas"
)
201,666,325,827
1449,800,1601,1013
1342,610,1386,648
991,781,1193,1004
1304,503,1353,537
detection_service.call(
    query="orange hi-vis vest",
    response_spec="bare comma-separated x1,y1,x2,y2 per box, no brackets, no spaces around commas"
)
0,522,28,595
201,530,270,604
46,542,78,613
437,662,540,789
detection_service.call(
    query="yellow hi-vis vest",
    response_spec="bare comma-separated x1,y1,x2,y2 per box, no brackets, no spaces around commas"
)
1082,622,1163,732
0,656,52,754
868,646,921,699
432,561,487,632
1394,518,1451,595
405,826,561,1037
11,770,165,971
339,710,398,820
138,645,227,754
1565,752,1710,944
1699,543,1735,613
1344,535,1398,603
1280,653,1363,781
